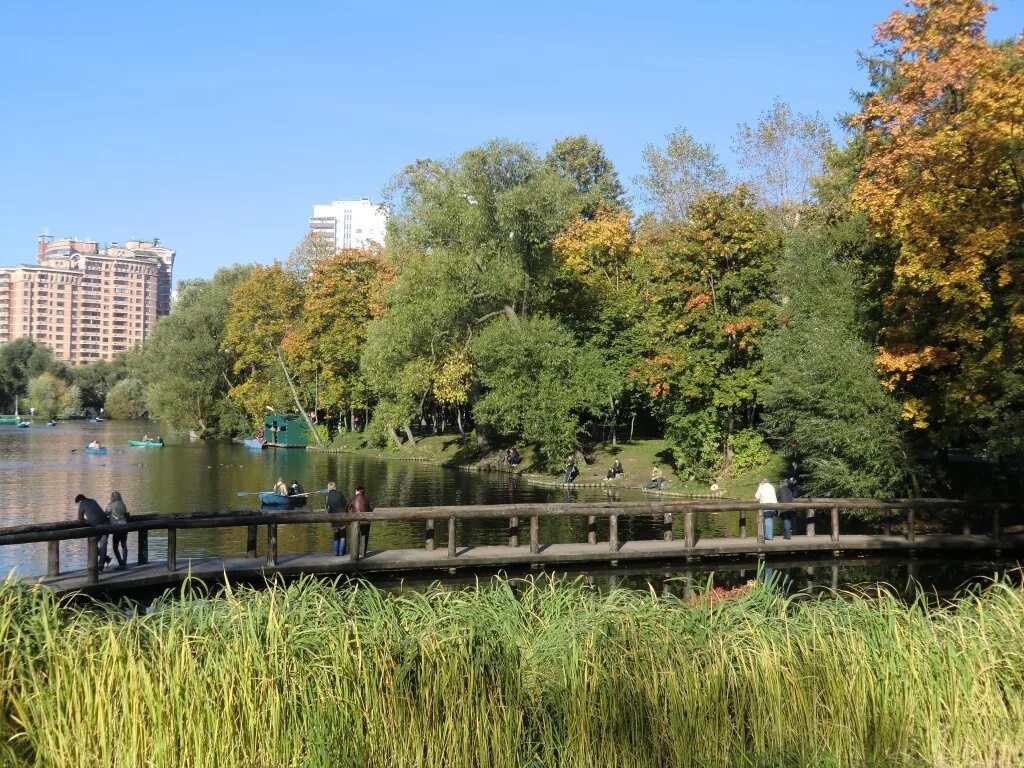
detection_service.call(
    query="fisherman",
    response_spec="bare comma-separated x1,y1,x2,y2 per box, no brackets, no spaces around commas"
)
74,493,111,572
325,482,347,555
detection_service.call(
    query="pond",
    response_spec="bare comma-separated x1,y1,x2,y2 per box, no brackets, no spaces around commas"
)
1,420,1020,594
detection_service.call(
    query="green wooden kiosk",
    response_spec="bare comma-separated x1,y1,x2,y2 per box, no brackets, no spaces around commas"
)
263,413,309,448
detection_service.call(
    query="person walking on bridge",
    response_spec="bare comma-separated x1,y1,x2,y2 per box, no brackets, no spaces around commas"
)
346,487,372,557
74,493,111,572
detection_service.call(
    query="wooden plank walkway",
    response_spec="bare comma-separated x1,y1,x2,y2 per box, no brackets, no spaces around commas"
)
39,532,1024,595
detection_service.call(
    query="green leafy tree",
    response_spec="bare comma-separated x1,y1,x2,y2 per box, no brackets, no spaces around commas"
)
27,372,80,419
640,186,784,480
103,378,147,420
139,266,252,436
545,135,626,216
635,127,729,222
471,316,617,468
761,230,914,497
0,338,69,412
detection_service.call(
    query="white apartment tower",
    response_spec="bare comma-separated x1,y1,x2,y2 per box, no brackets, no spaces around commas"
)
308,199,387,250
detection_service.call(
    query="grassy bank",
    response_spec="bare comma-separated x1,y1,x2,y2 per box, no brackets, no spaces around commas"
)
3,577,1024,767
323,432,783,497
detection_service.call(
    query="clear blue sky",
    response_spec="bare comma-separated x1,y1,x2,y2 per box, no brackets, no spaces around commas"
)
1,1,1020,283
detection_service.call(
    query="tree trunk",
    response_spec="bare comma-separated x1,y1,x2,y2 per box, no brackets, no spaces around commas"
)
456,408,465,435
387,426,402,446
629,414,635,443
403,423,416,445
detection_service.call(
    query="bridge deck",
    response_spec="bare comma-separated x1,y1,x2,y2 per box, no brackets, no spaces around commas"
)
38,532,1022,595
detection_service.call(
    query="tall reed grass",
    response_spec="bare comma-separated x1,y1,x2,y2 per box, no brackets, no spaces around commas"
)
1,575,1023,767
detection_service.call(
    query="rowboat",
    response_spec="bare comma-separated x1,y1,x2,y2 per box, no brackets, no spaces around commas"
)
0,417,19,425
258,492,306,508
243,438,266,450
17,421,30,428
84,446,108,455
128,440,164,447
46,420,56,426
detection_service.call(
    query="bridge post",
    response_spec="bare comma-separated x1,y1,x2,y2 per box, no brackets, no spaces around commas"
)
992,507,1001,545
425,519,435,550
587,516,597,545
609,515,618,552
166,528,177,573
87,537,98,584
684,510,695,548
138,529,149,565
663,513,673,542
447,518,457,557
246,525,257,558
830,507,840,542
266,525,277,566
530,516,539,554
739,511,747,539
884,509,893,536
509,517,518,547
806,509,816,537
348,521,361,562
47,541,59,577
756,510,765,545
906,509,915,543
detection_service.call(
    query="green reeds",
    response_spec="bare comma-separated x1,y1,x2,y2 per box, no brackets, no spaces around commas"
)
2,575,1024,767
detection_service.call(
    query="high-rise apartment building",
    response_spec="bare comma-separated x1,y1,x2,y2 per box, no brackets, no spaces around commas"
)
0,236,175,364
308,199,387,250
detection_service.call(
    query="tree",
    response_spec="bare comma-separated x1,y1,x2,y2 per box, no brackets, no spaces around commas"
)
73,355,130,412
851,0,1024,453
761,230,914,497
0,338,68,412
283,246,396,425
635,128,729,222
545,135,626,215
103,378,147,420
139,266,252,435
471,316,618,468
733,98,833,229
223,263,319,442
639,186,784,480
286,231,338,278
27,372,80,419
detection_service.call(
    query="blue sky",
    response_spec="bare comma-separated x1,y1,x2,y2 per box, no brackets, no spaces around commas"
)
1,1,1020,283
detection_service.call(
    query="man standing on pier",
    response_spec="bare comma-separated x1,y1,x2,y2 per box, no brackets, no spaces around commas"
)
346,487,372,556
74,493,111,572
755,479,778,541
325,482,346,555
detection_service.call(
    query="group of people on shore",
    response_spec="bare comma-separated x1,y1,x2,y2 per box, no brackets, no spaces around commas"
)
74,491,130,572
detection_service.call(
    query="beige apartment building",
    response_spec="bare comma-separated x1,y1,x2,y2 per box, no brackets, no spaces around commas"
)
0,236,174,365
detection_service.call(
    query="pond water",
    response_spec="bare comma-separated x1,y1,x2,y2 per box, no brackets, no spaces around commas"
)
1,420,1020,595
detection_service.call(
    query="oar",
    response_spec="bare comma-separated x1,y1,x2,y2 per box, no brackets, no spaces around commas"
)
289,489,328,498
237,490,269,497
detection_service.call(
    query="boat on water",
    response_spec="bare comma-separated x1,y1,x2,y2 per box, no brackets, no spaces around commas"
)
258,492,306,508
17,421,30,428
243,438,266,450
0,417,19,425
47,420,56,426
84,446,108,455
128,440,164,448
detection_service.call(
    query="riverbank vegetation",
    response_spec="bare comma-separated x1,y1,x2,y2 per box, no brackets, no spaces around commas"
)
2,0,1020,499
2,575,1024,767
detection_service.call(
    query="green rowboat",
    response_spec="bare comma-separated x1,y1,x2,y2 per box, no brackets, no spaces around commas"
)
127,440,164,448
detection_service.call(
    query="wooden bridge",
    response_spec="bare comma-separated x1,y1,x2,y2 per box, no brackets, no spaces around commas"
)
1,499,1019,595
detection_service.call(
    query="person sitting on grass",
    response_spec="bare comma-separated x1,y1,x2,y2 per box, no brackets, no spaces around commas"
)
506,446,522,467
606,458,625,481
644,464,667,490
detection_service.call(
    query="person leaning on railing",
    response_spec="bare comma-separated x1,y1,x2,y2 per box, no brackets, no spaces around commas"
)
346,487,372,556
325,482,346,556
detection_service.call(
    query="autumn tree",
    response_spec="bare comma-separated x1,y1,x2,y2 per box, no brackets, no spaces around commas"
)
223,263,320,441
851,0,1024,454
283,246,396,427
545,134,626,216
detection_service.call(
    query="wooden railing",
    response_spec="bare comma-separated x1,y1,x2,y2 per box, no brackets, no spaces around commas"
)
0,498,1016,585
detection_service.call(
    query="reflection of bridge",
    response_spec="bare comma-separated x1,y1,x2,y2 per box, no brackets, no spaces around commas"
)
2,499,1019,596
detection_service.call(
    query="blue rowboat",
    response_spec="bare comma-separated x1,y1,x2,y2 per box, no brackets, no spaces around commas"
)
243,438,266,450
47,420,56,426
84,446,108,455
258,492,307,508
17,421,30,428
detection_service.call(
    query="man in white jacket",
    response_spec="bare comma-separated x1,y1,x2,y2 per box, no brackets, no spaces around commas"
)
754,478,778,541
